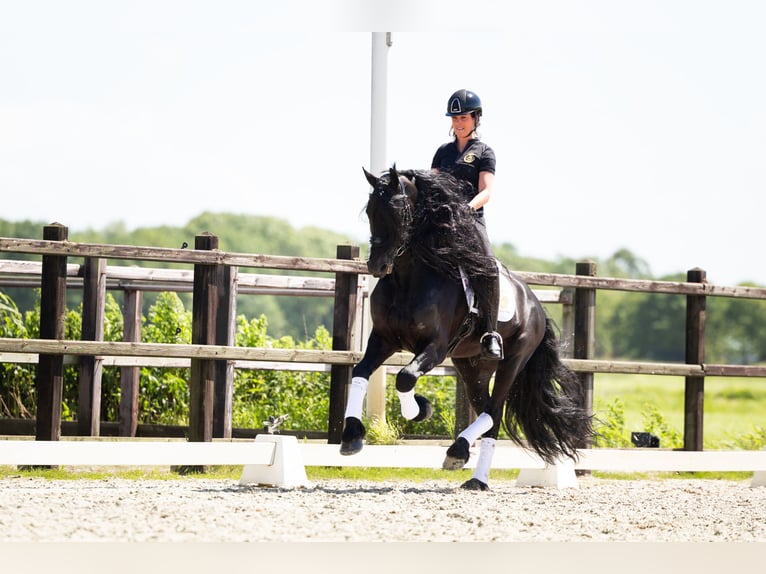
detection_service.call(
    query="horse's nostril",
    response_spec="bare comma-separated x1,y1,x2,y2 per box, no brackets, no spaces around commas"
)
367,261,390,278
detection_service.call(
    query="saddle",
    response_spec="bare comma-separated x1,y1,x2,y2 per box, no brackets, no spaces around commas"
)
448,261,516,354
458,260,516,322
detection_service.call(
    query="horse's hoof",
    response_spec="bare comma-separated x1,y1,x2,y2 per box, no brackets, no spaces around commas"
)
442,437,470,470
340,417,366,456
411,394,433,422
340,438,364,456
460,478,489,491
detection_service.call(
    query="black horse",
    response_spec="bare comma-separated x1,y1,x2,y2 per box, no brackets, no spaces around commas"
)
341,166,592,490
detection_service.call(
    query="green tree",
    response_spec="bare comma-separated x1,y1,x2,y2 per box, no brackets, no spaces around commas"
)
704,292,766,364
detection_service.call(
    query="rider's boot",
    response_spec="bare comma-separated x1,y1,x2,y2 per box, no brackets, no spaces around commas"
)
477,275,503,360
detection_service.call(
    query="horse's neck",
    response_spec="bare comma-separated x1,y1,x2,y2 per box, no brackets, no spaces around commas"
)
393,250,460,288
392,250,417,278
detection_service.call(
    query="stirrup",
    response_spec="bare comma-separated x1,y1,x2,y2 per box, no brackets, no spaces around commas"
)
480,331,504,360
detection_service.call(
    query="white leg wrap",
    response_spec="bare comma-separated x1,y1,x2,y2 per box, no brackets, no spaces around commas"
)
471,437,497,485
344,377,369,420
398,389,420,420
457,412,494,446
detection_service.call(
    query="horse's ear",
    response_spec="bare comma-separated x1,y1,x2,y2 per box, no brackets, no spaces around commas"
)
388,164,399,192
363,167,378,188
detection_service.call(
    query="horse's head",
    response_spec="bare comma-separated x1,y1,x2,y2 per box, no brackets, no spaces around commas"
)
363,165,418,278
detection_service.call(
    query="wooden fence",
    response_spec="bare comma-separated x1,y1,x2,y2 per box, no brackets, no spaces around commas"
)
2,224,766,452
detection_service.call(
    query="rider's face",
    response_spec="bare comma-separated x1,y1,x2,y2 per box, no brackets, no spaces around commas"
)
451,114,475,138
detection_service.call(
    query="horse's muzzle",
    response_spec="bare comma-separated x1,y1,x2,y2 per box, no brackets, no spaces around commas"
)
368,259,393,278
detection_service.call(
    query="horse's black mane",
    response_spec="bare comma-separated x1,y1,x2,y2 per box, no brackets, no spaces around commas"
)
394,169,497,280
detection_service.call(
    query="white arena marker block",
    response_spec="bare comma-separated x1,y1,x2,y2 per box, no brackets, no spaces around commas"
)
516,457,579,489
751,447,766,488
239,434,310,489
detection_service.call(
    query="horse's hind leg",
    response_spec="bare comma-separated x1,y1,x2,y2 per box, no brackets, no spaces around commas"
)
462,353,536,490
442,359,495,472
444,354,531,490
460,438,498,491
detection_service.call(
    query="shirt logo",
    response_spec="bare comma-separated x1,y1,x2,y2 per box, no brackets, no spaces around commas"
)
463,153,476,164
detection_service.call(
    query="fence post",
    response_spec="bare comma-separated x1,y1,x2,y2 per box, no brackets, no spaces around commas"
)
574,260,596,449
78,257,106,436
328,245,360,444
35,223,68,445
560,288,575,358
119,289,142,437
186,233,220,468
213,265,237,439
684,268,707,451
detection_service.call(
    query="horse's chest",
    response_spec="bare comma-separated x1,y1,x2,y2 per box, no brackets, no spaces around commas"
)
378,304,432,333
372,285,455,347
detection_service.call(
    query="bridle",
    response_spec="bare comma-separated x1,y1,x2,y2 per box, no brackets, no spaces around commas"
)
392,177,413,258
371,175,414,261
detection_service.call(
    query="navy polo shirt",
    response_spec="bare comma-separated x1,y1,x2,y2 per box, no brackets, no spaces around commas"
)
431,139,496,212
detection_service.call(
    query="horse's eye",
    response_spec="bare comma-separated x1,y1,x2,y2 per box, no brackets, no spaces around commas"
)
370,236,384,246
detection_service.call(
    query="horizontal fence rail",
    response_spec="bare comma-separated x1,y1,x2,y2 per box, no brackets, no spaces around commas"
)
0,259,338,296
0,237,366,273
3,337,766,378
5,237,766,299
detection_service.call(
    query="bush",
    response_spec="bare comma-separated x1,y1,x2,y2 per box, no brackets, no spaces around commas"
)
594,398,685,449
593,398,632,448
138,292,192,424
384,374,456,437
0,292,35,418
232,316,331,431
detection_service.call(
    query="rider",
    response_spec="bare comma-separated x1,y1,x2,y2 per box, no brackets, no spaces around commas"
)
431,89,503,360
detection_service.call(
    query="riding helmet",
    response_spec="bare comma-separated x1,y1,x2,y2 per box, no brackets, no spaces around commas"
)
445,89,482,117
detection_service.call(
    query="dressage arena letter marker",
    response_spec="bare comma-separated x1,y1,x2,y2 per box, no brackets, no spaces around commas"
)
516,457,579,489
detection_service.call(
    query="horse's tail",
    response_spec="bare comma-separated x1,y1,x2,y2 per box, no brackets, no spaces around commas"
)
504,318,593,465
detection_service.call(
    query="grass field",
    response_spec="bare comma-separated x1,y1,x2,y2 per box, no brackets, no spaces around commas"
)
592,373,766,449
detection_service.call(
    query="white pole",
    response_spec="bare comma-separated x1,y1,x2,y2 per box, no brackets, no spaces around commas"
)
369,32,391,175
366,32,392,423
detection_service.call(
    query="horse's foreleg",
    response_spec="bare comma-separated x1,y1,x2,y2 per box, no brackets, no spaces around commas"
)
395,344,444,422
341,332,397,456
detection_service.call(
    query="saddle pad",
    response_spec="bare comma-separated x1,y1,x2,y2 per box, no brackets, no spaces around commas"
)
497,261,517,324
459,262,517,324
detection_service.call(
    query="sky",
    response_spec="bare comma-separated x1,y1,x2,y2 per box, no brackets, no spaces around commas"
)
1,1,765,286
